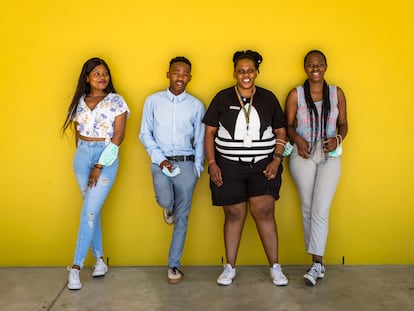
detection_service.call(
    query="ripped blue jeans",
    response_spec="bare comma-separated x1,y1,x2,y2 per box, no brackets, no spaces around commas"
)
72,139,118,268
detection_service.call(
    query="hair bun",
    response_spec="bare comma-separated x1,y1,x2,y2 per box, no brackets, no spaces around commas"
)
245,50,263,64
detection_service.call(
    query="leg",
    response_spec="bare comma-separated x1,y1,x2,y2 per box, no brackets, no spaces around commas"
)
151,163,174,212
90,161,119,260
72,142,118,268
289,148,317,253
73,160,118,268
249,195,288,286
307,156,341,257
223,202,248,267
68,141,117,290
167,161,198,268
249,195,278,265
90,217,103,259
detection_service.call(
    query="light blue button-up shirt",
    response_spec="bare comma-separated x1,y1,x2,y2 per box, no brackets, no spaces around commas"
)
139,88,205,175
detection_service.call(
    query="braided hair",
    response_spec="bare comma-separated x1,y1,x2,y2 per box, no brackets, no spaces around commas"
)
233,50,263,72
303,50,331,152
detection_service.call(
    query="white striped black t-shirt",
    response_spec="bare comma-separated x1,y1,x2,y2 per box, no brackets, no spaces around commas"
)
203,86,286,163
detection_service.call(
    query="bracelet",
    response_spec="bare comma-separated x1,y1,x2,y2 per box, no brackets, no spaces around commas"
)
208,159,216,165
94,164,103,169
336,134,343,145
334,135,342,147
273,153,284,160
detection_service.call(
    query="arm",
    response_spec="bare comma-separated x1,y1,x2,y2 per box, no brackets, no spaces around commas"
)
323,87,348,152
205,125,222,187
139,98,167,166
111,111,127,146
285,88,309,158
336,87,348,141
90,111,128,186
263,126,287,180
193,103,206,177
74,122,80,147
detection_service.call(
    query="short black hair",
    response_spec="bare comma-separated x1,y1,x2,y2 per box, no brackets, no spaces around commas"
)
304,50,327,67
169,56,192,70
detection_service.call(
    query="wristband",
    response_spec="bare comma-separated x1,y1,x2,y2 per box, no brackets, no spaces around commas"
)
94,164,103,169
273,153,284,160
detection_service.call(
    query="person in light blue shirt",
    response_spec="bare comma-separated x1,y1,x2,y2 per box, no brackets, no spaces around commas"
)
139,56,205,284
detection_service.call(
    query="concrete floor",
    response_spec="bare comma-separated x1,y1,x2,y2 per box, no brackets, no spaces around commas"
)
0,265,413,311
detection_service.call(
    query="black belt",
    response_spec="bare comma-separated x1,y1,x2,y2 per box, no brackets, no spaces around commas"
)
166,155,195,162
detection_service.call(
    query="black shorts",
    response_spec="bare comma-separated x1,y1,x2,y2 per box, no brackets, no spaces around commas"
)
209,155,283,206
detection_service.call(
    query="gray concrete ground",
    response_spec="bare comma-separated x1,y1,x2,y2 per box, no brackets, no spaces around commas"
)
0,265,413,310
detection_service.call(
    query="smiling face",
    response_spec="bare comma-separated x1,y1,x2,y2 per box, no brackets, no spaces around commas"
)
304,52,327,82
86,64,110,93
167,61,192,95
234,58,257,92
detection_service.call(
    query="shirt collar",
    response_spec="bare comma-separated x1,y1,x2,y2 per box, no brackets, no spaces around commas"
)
167,88,187,103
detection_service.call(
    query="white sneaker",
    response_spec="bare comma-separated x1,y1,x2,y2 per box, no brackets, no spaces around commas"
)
67,267,82,290
303,262,325,286
92,258,108,277
217,263,236,286
270,263,288,286
167,267,184,284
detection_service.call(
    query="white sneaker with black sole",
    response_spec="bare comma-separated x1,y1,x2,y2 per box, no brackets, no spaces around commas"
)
168,267,184,284
303,261,325,286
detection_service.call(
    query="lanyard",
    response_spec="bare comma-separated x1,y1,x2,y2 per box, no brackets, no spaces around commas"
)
234,86,255,130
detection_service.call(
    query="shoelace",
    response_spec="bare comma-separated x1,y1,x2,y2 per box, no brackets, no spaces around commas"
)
171,267,183,276
271,266,286,280
308,264,321,276
68,269,79,281
222,265,234,276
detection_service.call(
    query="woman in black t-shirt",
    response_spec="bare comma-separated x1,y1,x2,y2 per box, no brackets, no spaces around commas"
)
203,50,288,286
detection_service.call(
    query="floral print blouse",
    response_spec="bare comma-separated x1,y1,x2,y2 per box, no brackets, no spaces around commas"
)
74,93,130,142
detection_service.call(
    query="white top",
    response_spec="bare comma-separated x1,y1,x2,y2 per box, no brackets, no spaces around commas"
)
74,93,130,142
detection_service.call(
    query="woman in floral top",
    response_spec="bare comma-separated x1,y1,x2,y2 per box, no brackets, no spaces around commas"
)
62,57,130,290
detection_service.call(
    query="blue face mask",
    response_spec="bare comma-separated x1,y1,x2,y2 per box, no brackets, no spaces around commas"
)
282,142,294,157
162,165,181,177
328,145,342,157
98,142,119,166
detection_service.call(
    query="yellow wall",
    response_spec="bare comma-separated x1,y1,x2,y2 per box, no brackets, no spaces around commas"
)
0,0,413,266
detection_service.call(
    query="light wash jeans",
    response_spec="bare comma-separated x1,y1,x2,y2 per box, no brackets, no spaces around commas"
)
151,161,198,268
289,142,341,256
72,140,118,268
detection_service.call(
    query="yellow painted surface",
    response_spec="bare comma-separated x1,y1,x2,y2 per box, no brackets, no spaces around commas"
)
0,0,413,266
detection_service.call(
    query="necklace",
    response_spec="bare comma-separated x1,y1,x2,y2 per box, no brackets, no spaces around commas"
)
234,86,255,148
